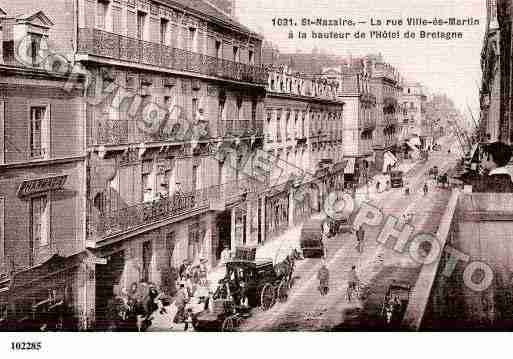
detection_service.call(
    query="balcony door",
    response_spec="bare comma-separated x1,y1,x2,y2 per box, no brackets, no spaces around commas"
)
137,11,146,41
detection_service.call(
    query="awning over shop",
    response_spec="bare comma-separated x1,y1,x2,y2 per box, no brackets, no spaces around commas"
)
344,158,356,174
383,151,398,172
333,160,347,173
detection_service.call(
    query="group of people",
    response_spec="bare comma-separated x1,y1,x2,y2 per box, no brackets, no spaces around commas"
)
105,281,162,332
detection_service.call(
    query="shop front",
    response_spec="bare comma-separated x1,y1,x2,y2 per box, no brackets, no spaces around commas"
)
292,184,313,225
330,161,346,192
344,158,357,189
0,253,85,331
265,186,290,239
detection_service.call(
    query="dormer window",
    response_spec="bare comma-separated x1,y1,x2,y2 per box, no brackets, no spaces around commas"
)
30,33,42,67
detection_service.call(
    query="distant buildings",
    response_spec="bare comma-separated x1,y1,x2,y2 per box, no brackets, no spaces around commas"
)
263,64,345,232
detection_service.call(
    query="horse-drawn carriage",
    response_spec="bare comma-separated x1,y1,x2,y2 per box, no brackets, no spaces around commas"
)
436,173,449,188
193,248,295,331
428,166,439,179
381,281,411,328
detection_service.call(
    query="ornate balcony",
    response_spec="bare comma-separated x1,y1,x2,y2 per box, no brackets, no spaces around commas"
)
218,120,264,138
87,185,221,242
87,179,265,243
78,28,268,85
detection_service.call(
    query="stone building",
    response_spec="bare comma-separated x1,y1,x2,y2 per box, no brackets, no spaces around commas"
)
0,9,88,330
322,58,377,185
0,0,267,329
479,0,501,143
368,55,402,173
400,81,428,149
263,64,345,237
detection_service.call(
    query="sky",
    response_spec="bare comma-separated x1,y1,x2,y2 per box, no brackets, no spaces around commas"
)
234,0,486,124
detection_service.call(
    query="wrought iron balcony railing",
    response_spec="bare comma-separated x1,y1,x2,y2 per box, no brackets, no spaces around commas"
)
78,28,268,85
87,178,266,240
91,118,264,146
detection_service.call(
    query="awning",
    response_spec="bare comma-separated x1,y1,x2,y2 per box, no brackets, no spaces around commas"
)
333,160,347,173
344,158,356,174
383,151,398,172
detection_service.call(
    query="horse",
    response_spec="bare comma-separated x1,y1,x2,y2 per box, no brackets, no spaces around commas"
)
274,255,295,288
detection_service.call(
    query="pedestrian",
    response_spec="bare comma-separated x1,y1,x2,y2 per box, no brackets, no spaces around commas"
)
317,260,329,296
174,283,189,324
376,181,380,193
423,182,428,196
347,265,359,302
469,141,513,192
184,308,194,331
199,258,208,286
356,226,365,253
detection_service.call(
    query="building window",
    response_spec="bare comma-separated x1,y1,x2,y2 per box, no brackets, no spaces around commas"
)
233,46,239,62
285,111,290,139
137,11,146,40
192,98,199,121
30,106,47,159
266,111,272,140
251,100,257,126
160,18,168,45
192,164,198,192
248,50,254,65
215,40,222,58
29,33,43,67
142,240,152,282
165,232,176,269
276,112,281,141
96,0,108,30
142,159,153,202
189,28,197,52
30,195,49,261
0,197,3,270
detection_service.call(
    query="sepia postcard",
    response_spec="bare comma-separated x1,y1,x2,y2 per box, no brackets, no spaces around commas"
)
0,0,508,356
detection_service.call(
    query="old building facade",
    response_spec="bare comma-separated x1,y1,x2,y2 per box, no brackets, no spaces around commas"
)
263,65,345,237
0,0,267,329
322,58,377,185
401,82,428,148
0,10,88,330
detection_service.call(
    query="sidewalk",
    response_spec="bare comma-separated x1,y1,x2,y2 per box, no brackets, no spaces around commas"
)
207,213,323,289
207,160,421,286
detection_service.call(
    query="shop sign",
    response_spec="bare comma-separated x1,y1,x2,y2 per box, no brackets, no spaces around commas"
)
87,257,107,265
17,175,68,198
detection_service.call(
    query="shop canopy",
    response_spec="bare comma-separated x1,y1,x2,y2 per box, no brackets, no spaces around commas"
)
344,158,356,174
382,151,398,172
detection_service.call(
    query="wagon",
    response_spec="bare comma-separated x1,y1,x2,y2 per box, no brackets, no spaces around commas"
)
428,166,439,179
300,219,325,258
381,281,411,328
193,249,295,331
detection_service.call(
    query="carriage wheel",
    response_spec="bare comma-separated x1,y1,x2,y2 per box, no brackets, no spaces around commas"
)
260,283,276,310
277,280,289,303
221,316,235,332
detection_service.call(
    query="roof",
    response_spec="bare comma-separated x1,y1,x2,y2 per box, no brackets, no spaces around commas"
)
157,0,261,39
14,10,54,27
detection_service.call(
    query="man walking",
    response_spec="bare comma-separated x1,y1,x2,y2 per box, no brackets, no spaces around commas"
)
347,265,359,302
317,260,329,296
355,225,365,253
423,182,428,196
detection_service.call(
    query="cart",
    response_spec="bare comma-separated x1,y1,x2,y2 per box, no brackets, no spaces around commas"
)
381,281,411,328
193,251,295,331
